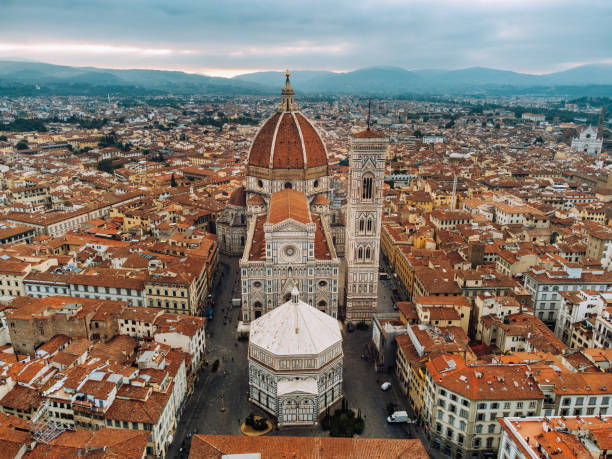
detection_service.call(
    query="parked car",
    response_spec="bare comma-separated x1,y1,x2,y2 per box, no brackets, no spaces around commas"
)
381,382,392,391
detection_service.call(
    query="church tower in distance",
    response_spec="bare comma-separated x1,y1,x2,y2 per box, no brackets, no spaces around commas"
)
344,129,388,323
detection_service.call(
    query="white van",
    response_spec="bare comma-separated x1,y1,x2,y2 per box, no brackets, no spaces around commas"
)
386,411,409,423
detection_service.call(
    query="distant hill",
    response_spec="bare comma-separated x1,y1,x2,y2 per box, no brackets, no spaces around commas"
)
0,61,272,97
236,65,612,96
2,60,612,97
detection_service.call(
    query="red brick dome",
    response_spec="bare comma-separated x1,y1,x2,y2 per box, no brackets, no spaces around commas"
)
248,111,328,170
246,73,328,177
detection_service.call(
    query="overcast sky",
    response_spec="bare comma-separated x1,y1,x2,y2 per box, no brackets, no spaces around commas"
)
0,0,611,77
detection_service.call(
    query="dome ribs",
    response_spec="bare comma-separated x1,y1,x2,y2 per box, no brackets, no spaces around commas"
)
273,113,304,169
248,112,281,168
295,113,327,167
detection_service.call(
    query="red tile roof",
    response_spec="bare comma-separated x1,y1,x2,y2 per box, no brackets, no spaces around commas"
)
268,189,311,225
189,434,428,458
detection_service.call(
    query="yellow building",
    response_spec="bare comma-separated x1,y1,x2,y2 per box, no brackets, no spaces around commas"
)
402,191,433,212
395,334,428,418
0,259,31,297
380,222,412,269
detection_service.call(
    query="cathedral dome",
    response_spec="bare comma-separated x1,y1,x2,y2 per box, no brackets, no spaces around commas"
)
247,72,328,178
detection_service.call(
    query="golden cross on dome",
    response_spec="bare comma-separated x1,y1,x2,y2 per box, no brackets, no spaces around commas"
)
285,69,290,78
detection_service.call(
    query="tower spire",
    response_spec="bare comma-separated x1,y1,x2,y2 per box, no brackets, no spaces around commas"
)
279,69,298,112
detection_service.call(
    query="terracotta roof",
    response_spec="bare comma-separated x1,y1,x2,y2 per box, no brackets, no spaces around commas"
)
248,112,327,170
247,194,265,205
268,189,311,225
189,434,428,459
0,385,42,412
311,193,330,205
352,129,386,139
228,186,246,207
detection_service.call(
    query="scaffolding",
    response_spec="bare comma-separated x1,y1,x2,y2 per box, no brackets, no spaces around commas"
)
31,419,67,444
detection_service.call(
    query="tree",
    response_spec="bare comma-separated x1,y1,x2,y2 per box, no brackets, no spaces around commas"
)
413,130,423,138
170,173,177,187
0,135,7,142
15,139,29,150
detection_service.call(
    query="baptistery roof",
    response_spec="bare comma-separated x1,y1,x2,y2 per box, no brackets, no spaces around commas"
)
249,292,342,357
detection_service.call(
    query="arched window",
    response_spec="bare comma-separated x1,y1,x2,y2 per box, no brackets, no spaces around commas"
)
284,182,292,189
367,218,373,232
359,218,365,232
357,247,363,259
365,247,371,259
362,174,373,200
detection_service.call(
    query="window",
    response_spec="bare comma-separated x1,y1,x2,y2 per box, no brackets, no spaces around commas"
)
362,175,373,200
475,424,483,433
488,424,495,433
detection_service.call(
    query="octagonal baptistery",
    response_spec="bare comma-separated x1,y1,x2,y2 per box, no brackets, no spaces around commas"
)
246,72,330,201
248,286,343,427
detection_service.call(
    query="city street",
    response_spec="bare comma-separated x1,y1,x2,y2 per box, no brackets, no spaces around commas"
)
168,255,435,457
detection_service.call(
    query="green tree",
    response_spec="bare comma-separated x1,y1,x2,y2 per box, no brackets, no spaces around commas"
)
170,173,177,187
15,139,29,150
0,135,7,142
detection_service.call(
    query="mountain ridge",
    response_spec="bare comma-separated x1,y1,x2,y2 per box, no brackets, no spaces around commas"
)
2,60,612,97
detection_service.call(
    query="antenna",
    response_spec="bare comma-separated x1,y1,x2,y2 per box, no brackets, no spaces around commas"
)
367,99,372,130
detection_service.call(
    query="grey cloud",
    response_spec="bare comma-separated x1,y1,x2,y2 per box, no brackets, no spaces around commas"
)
0,0,610,74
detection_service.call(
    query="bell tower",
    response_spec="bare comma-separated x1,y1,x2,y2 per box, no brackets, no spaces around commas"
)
344,128,388,323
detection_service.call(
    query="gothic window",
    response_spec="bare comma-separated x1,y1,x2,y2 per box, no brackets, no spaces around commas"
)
284,182,292,189
358,247,363,259
365,247,371,259
367,217,373,232
359,218,365,232
362,174,373,200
